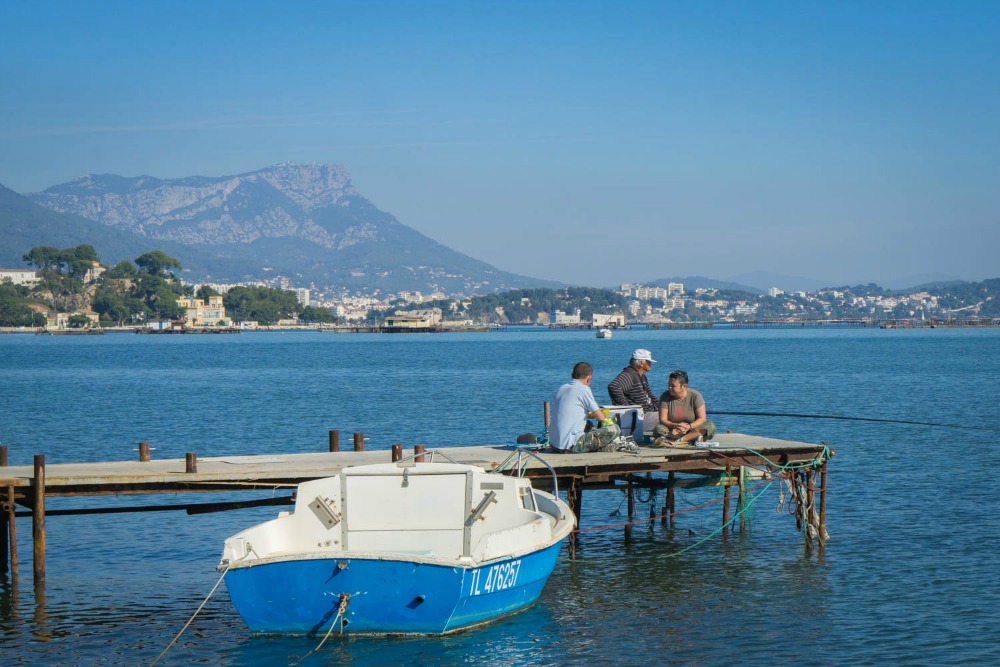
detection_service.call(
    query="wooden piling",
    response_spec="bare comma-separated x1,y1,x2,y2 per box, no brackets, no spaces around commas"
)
139,441,150,463
353,432,364,452
805,468,815,548
665,472,675,527
625,476,634,541
543,401,550,430
391,444,402,462
185,453,197,473
414,445,426,462
567,477,582,559
738,466,746,534
32,454,45,584
5,484,17,581
647,473,655,531
819,461,828,548
328,430,340,452
722,467,731,537
1,446,7,576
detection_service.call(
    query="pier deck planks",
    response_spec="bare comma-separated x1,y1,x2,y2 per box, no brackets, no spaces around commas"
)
0,433,829,500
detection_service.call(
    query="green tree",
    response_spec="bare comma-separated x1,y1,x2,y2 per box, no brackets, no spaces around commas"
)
104,261,138,279
298,305,337,323
22,246,61,271
135,251,182,276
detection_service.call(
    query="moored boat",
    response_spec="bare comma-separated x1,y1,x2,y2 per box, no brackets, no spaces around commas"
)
219,451,575,636
596,327,613,338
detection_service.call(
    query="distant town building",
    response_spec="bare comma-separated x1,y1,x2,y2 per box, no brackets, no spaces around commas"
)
593,312,626,328
551,308,582,324
667,282,684,295
768,287,784,297
0,269,40,286
293,288,310,306
177,295,232,326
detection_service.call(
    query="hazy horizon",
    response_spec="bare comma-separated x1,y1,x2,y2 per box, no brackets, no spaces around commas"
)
2,2,997,288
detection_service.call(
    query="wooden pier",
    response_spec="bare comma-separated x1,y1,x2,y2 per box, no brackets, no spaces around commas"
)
0,431,831,582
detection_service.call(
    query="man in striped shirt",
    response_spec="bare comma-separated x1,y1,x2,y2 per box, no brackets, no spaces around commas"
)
607,349,661,433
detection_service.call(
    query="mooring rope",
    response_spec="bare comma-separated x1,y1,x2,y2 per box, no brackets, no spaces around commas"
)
292,592,351,665
149,563,231,667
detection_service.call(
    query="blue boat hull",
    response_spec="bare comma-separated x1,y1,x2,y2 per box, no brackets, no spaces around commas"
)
224,542,563,636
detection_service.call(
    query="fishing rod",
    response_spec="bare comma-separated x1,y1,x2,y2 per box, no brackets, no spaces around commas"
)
707,410,1000,433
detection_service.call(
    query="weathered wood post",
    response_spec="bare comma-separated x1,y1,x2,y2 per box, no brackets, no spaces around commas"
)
1,445,7,576
543,401,550,432
32,455,45,584
391,444,402,462
722,466,732,537
625,476,634,542
805,468,816,549
567,477,582,559
738,466,747,534
414,445,426,462
647,473,655,531
185,453,197,473
139,441,150,462
353,432,364,452
328,430,340,452
819,460,828,548
5,484,16,581
663,472,675,527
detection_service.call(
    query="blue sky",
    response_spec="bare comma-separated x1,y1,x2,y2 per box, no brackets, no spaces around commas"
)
1,1,997,288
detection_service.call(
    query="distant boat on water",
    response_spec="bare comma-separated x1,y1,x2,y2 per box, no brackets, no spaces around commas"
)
596,328,613,339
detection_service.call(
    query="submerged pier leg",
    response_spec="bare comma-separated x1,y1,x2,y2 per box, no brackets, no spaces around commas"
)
665,472,675,528
722,467,731,537
32,455,45,584
819,461,828,548
5,485,17,581
625,477,634,542
805,468,816,549
738,466,747,534
567,477,582,559
1,445,7,576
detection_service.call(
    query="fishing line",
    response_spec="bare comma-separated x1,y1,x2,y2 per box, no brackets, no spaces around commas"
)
708,410,1000,433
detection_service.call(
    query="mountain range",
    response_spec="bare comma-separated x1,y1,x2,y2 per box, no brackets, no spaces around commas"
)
4,163,560,295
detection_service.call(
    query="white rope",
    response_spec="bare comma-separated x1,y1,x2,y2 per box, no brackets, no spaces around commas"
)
292,593,350,665
149,563,231,667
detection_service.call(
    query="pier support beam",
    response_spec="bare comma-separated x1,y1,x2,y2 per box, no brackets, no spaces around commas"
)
328,430,340,452
738,466,747,534
625,476,634,542
722,467,731,537
414,445,426,462
663,472,675,528
4,484,16,581
819,461,828,548
353,432,364,452
567,477,582,559
391,444,402,462
1,446,6,575
32,454,45,584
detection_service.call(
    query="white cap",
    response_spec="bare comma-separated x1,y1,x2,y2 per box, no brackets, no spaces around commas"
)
632,349,656,363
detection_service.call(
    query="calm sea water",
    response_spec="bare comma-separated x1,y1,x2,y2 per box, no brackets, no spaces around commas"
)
1,328,998,666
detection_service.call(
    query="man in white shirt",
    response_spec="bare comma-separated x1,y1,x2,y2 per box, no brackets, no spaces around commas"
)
550,361,621,453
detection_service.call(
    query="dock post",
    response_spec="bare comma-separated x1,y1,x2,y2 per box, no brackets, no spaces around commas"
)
1,445,7,576
139,441,150,462
567,477,582,559
353,432,364,452
32,455,45,584
664,472,675,527
738,466,746,534
391,444,402,462
185,453,197,473
328,430,340,452
805,468,816,549
625,476,634,542
414,445,426,462
647,473,655,531
722,467,731,537
543,401,550,430
4,484,16,581
819,460,828,548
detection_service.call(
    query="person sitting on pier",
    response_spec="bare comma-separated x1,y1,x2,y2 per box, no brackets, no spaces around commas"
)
608,348,661,432
550,361,621,453
652,370,716,447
